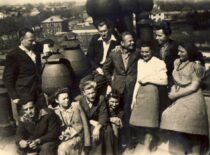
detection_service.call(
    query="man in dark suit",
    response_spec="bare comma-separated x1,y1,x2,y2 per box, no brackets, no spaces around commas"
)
16,97,60,155
154,21,179,115
87,19,119,93
3,28,46,121
154,21,179,86
103,32,140,151
78,78,114,155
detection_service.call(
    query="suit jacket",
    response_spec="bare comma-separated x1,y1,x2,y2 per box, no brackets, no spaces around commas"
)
54,102,91,147
103,49,140,96
155,39,178,79
78,95,109,127
16,108,60,144
87,34,119,71
3,47,42,99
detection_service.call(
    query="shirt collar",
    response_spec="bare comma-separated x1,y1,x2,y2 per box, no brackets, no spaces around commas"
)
54,105,73,113
98,34,117,42
19,44,31,53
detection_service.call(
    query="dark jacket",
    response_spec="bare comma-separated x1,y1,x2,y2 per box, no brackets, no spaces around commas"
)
3,47,42,99
155,39,179,80
79,95,109,127
16,108,60,144
87,34,119,71
103,49,140,96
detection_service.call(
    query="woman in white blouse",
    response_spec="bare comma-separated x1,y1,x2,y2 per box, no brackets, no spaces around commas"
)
129,44,168,154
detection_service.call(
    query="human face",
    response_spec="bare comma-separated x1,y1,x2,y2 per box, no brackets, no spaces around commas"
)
98,24,110,41
83,88,96,103
22,101,36,118
121,34,135,51
155,29,168,45
140,46,152,62
56,93,69,109
178,45,188,62
21,32,35,50
108,97,120,111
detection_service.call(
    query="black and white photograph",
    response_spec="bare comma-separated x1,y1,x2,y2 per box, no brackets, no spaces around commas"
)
0,0,210,155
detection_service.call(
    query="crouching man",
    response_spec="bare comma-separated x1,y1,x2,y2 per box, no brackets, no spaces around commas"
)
16,97,60,155
53,88,91,155
78,78,115,155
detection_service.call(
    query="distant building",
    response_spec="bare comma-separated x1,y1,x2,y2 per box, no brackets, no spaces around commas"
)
41,15,69,37
30,8,40,16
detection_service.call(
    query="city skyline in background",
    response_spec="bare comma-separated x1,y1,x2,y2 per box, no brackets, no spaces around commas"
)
0,0,86,6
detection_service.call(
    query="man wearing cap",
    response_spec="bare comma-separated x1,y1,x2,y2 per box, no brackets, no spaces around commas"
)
16,97,60,155
78,78,114,155
53,88,91,155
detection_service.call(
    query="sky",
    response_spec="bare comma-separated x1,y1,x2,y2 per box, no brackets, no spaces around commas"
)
0,0,86,6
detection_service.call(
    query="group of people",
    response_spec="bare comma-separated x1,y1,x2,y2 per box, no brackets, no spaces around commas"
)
2,19,209,155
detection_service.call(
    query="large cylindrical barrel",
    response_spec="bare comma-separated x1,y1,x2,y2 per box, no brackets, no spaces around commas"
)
86,0,120,18
0,81,15,137
61,48,91,80
42,53,73,96
155,0,210,11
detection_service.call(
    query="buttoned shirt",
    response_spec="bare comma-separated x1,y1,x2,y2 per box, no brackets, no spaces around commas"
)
19,44,36,64
121,50,131,70
98,35,117,64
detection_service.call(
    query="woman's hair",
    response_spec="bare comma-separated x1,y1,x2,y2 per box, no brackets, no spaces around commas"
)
179,42,205,65
106,89,121,101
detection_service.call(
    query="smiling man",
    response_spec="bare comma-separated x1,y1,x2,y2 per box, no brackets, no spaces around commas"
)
103,31,140,152
16,97,60,155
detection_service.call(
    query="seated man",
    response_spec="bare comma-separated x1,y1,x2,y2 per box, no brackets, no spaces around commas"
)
53,88,91,155
16,97,60,155
78,78,115,155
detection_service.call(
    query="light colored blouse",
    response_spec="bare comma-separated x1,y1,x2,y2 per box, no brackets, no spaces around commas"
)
137,56,168,85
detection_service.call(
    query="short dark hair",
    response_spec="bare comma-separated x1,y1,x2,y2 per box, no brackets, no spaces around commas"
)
121,31,133,42
54,88,70,100
140,42,154,51
94,18,110,30
19,95,34,107
18,28,34,40
106,89,121,101
155,20,171,36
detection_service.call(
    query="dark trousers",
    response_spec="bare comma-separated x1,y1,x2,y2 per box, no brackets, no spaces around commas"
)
120,88,133,149
89,125,115,155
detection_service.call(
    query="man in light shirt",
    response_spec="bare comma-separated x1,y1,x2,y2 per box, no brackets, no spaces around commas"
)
3,28,46,121
87,19,119,94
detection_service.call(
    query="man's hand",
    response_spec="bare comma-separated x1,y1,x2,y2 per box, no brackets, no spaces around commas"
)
96,67,104,75
29,139,41,149
92,127,100,142
19,140,29,148
12,98,20,104
90,120,99,127
110,117,123,127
